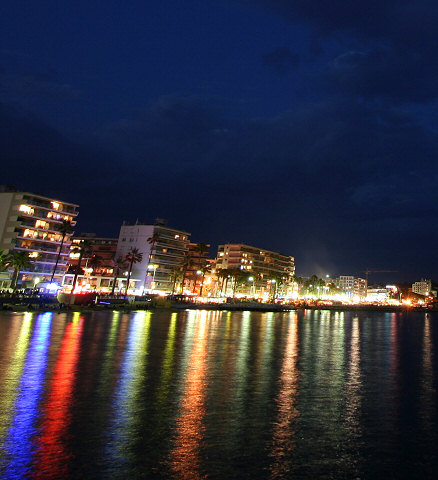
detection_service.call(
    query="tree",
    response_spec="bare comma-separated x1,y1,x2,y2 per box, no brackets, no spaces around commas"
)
179,256,194,294
169,264,183,294
198,262,211,297
50,220,74,283
70,240,92,293
193,242,209,258
111,256,126,295
145,232,160,290
9,250,32,291
0,250,11,272
124,248,143,295
88,254,102,274
217,268,232,296
192,242,209,295
229,268,250,296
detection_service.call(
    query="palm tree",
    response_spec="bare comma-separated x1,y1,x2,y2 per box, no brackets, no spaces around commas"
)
111,256,126,295
9,250,33,291
194,242,209,259
169,264,183,294
198,261,211,297
145,232,160,290
124,248,143,295
0,250,11,272
88,254,102,274
217,268,232,296
50,220,74,283
192,242,209,294
229,268,250,296
179,256,194,294
70,240,92,293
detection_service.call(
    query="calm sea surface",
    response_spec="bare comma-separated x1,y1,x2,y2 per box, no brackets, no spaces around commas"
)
0,309,437,479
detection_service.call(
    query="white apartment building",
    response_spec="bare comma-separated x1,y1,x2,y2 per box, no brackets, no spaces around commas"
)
216,243,295,297
336,275,367,298
0,186,79,287
412,279,432,296
116,219,190,294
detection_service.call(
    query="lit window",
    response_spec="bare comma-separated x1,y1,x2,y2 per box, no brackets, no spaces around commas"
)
35,220,49,229
51,201,61,210
19,204,34,215
29,252,39,258
162,248,167,253
175,235,180,239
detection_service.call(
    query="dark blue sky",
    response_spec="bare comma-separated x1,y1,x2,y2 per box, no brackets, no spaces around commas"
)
2,1,438,282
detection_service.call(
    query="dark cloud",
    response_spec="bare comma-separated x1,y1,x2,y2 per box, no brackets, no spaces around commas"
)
246,1,438,103
262,47,300,74
0,69,80,101
94,96,438,276
2,91,438,278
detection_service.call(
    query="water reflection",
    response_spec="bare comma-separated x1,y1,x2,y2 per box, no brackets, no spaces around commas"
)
2,313,52,478
0,309,437,479
170,310,208,479
268,312,299,477
0,313,33,443
343,316,362,475
35,313,84,477
105,311,151,473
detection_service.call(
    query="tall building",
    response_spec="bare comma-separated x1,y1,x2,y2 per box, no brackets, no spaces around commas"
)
335,275,367,298
116,219,190,294
412,279,432,296
215,243,295,297
0,186,79,287
69,233,118,276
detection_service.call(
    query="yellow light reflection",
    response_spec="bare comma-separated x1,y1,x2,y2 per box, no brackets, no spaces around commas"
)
269,312,299,477
0,314,34,442
171,311,208,479
156,313,177,408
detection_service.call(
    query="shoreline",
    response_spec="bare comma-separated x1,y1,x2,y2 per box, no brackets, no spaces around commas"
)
1,302,436,314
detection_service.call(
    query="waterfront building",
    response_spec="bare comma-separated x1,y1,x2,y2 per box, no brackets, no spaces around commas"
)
412,278,432,296
335,275,367,298
115,219,190,294
61,233,119,293
69,233,118,276
0,185,78,287
215,243,295,297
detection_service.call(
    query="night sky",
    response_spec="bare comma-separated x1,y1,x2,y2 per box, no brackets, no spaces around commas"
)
2,1,438,282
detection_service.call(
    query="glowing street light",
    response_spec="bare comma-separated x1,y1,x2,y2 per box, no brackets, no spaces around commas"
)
248,276,254,296
148,263,158,292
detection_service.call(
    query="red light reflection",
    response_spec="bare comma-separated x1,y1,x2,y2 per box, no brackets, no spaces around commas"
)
35,318,84,478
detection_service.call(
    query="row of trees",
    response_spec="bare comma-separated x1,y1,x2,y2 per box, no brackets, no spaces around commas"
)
0,249,33,291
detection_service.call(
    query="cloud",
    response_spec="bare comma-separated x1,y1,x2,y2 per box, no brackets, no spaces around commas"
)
3,93,438,277
244,1,438,103
0,69,80,102
262,47,300,74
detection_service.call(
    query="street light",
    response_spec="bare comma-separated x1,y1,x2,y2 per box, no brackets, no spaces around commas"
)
148,264,158,292
248,276,254,296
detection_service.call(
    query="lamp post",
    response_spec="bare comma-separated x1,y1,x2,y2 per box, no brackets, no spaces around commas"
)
148,264,158,293
248,276,254,296
196,270,202,296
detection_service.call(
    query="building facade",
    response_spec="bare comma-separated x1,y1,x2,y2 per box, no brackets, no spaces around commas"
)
215,243,295,297
412,279,432,296
0,186,79,287
335,275,367,298
69,233,118,276
116,219,190,294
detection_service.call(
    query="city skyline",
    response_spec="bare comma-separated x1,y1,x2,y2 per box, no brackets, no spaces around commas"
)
2,1,438,281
